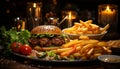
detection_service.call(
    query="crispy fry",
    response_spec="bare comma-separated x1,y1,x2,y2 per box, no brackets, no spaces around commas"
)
101,24,110,34
75,41,86,47
80,44,94,53
82,39,99,44
76,46,82,51
63,20,103,34
102,46,112,53
79,35,90,40
60,45,76,57
88,39,99,44
79,20,84,23
97,41,107,46
91,53,102,59
103,46,108,51
58,38,112,60
87,48,94,55
56,48,71,53
73,52,81,57
62,39,80,48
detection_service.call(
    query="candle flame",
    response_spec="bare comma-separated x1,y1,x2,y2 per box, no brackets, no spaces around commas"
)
106,5,111,12
33,3,36,8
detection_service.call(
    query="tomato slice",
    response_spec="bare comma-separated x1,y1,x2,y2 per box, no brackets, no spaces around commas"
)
10,42,22,53
19,44,32,55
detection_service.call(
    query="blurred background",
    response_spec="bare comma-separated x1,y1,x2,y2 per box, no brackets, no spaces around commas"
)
0,0,119,34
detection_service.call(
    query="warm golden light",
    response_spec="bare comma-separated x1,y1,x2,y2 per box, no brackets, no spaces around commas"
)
29,8,32,12
105,5,113,13
98,4,118,33
21,21,25,31
68,11,72,20
67,11,76,20
67,11,72,27
33,3,36,8
61,11,77,27
106,5,110,11
32,3,41,17
101,5,115,17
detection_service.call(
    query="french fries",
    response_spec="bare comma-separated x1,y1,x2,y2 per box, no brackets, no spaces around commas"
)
60,45,76,57
101,24,110,34
53,37,112,60
62,39,80,48
79,35,90,40
63,20,109,34
56,48,71,53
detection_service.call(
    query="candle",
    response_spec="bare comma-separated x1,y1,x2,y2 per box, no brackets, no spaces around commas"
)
67,11,76,20
61,10,77,28
68,11,72,27
21,21,25,31
101,5,116,25
33,3,36,8
98,4,118,33
32,3,39,17
35,7,41,17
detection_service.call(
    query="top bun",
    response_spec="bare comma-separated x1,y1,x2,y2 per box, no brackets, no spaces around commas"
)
31,25,62,34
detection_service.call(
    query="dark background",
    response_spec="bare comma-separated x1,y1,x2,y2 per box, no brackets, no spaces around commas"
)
0,0,120,33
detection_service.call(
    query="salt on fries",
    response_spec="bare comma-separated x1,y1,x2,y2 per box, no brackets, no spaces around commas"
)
53,37,111,60
63,20,109,34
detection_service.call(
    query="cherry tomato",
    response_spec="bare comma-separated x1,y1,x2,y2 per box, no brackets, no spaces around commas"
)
19,44,32,55
10,42,22,53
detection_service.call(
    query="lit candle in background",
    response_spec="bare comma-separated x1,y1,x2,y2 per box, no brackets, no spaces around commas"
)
68,11,72,27
67,11,76,27
101,5,116,25
61,10,77,28
21,21,25,31
33,3,36,8
98,4,118,33
67,11,76,19
32,3,40,17
35,7,41,17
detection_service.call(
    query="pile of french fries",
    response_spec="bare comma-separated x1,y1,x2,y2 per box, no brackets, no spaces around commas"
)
63,20,109,34
53,36,112,60
107,40,120,48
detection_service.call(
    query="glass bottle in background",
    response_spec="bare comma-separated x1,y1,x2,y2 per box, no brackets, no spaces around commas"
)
45,11,59,25
26,2,42,31
60,3,78,29
79,9,94,21
42,0,59,26
61,10,77,28
13,17,26,31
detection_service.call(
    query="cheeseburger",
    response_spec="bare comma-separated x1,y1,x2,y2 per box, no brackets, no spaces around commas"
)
28,25,68,51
